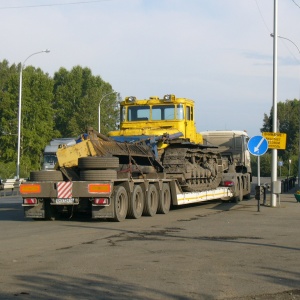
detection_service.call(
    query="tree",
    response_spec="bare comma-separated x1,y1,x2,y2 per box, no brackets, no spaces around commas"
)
20,66,57,174
261,99,299,156
251,153,272,177
0,60,20,177
53,66,119,137
0,61,119,178
0,60,56,177
261,98,300,179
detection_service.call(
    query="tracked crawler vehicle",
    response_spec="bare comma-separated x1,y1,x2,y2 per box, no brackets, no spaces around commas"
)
108,94,226,193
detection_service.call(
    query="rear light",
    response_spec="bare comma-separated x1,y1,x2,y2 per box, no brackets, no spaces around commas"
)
88,183,111,193
20,184,41,194
23,198,38,205
223,181,234,187
93,198,110,205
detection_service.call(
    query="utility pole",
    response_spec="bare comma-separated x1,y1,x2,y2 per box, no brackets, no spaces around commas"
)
271,0,278,207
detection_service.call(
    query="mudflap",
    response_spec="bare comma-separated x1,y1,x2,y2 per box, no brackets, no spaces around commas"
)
92,203,114,219
24,202,45,219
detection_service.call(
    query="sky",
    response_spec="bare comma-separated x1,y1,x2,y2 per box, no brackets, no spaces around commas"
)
1,0,300,138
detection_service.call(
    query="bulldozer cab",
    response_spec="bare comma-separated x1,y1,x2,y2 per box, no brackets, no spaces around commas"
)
109,94,203,144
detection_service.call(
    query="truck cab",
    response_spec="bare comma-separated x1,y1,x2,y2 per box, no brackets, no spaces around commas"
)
42,138,76,170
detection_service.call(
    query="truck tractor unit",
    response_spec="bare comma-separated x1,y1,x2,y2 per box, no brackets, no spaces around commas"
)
42,138,76,170
20,94,252,221
201,130,252,201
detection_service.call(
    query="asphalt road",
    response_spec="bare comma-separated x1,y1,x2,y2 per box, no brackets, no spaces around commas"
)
0,191,299,300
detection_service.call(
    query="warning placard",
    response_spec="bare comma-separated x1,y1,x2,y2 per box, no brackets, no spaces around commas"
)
262,132,287,150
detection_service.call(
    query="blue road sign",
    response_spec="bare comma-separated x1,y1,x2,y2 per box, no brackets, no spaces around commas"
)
248,135,268,156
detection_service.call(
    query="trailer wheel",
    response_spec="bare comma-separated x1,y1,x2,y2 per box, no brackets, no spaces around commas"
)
244,193,251,200
80,170,117,181
113,185,128,222
127,184,144,219
143,184,158,217
78,157,119,170
157,183,171,214
43,199,57,220
234,179,243,203
29,171,63,182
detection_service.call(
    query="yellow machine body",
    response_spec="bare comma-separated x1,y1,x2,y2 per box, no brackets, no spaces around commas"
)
108,94,203,147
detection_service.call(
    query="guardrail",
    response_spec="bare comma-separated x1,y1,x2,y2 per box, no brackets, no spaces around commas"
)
0,178,27,197
281,176,297,193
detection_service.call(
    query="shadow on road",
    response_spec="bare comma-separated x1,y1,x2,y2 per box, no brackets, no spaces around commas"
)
0,199,25,221
2,272,207,300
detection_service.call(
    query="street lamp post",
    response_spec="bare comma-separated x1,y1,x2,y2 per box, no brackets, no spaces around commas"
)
16,49,50,179
98,91,118,133
270,0,278,207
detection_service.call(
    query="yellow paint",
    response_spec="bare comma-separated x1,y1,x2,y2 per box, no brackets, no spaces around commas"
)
262,132,287,150
108,94,203,147
56,140,97,167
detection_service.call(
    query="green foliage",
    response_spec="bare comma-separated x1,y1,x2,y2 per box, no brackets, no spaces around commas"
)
250,153,272,177
0,161,16,179
261,98,300,179
53,66,119,136
260,153,272,176
261,99,299,156
0,61,119,178
0,60,19,163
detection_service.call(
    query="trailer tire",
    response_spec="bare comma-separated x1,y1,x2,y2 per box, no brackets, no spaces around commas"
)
44,199,57,220
234,179,243,203
127,184,144,219
244,193,251,200
78,157,119,170
143,184,158,217
29,171,63,182
80,170,117,181
157,183,171,214
113,185,128,222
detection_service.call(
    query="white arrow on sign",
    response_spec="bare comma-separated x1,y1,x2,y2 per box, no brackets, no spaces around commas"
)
254,137,265,153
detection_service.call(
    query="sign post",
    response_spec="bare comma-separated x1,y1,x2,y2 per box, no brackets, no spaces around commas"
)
262,132,287,207
248,136,269,211
248,136,269,185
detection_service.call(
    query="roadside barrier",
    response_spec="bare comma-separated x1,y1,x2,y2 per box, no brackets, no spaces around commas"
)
0,178,26,197
281,177,296,193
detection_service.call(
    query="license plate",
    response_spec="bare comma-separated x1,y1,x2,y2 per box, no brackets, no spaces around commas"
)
55,198,74,204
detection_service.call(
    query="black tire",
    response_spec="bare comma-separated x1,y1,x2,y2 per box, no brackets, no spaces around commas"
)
78,156,119,170
30,171,63,182
234,179,243,203
44,199,57,220
113,185,128,222
143,184,158,217
127,184,144,219
157,183,171,214
244,193,251,200
80,170,117,181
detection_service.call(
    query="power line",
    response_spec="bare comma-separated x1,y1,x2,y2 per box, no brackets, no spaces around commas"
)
0,0,110,10
292,0,300,9
254,0,300,63
253,0,272,34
